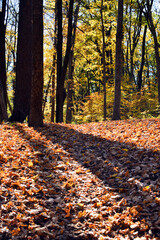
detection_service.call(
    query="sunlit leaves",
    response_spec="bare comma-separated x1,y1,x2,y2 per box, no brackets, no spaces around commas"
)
0,119,160,239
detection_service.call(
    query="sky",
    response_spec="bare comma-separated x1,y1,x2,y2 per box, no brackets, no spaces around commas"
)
0,0,2,11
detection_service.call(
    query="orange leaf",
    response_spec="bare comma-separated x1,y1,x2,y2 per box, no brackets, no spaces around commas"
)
142,186,150,192
77,203,84,208
76,167,82,174
65,203,72,218
78,210,86,218
12,227,21,236
28,161,33,167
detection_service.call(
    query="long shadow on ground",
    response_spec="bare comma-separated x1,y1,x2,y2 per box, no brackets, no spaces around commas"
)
13,122,160,240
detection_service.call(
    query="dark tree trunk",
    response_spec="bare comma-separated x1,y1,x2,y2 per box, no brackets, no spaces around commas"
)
56,0,63,122
138,0,160,105
29,0,43,127
42,73,52,114
51,1,57,123
127,1,142,85
56,0,74,123
51,63,56,122
0,84,8,121
0,0,8,121
66,51,74,123
9,0,32,122
66,1,80,123
100,0,107,121
146,7,160,105
112,0,123,120
137,25,147,91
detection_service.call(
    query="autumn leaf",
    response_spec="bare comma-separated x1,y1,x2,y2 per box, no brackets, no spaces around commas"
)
64,203,72,218
12,227,21,236
28,161,33,167
78,210,87,219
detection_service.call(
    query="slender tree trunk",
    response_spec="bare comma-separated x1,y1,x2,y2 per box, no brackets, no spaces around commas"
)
148,16,160,105
127,1,142,85
112,0,123,120
137,25,147,91
42,73,52,114
66,51,74,123
100,0,107,121
66,1,80,123
51,63,56,122
140,0,160,105
51,2,57,123
0,84,8,121
29,0,44,127
0,0,8,121
56,0,74,123
9,0,32,122
56,0,63,122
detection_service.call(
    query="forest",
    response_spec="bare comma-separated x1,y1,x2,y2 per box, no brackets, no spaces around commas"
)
0,0,160,239
0,0,160,125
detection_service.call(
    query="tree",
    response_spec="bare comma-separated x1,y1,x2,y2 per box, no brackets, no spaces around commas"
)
9,0,32,122
137,24,147,90
66,0,80,123
138,0,160,106
56,0,63,123
29,0,44,127
56,0,74,123
51,1,57,123
0,0,8,121
112,0,123,120
125,1,143,85
100,0,107,121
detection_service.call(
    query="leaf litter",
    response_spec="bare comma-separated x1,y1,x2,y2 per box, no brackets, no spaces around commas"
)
0,119,160,239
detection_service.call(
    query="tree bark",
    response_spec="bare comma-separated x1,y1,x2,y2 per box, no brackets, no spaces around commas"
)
66,51,74,123
100,0,107,121
139,0,160,105
66,1,80,123
29,0,44,127
9,0,32,122
0,0,8,121
51,63,56,122
137,25,147,91
51,1,57,123
112,0,123,120
56,0,63,122
56,0,74,123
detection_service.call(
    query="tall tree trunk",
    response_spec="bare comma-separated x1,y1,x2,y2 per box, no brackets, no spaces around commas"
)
56,0,63,122
0,0,8,121
100,0,107,121
127,1,142,85
147,13,160,105
137,25,147,91
51,1,57,123
29,0,43,127
56,0,74,123
66,1,80,123
139,0,160,105
0,84,8,121
112,0,123,120
9,0,32,122
42,73,52,114
66,51,74,123
51,63,56,122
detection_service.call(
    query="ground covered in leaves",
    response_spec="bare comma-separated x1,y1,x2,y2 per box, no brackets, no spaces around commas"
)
0,119,160,240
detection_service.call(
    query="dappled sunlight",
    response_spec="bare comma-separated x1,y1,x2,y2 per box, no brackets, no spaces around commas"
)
0,119,160,239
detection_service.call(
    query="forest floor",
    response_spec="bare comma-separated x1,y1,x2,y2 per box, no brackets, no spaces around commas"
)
0,119,160,240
